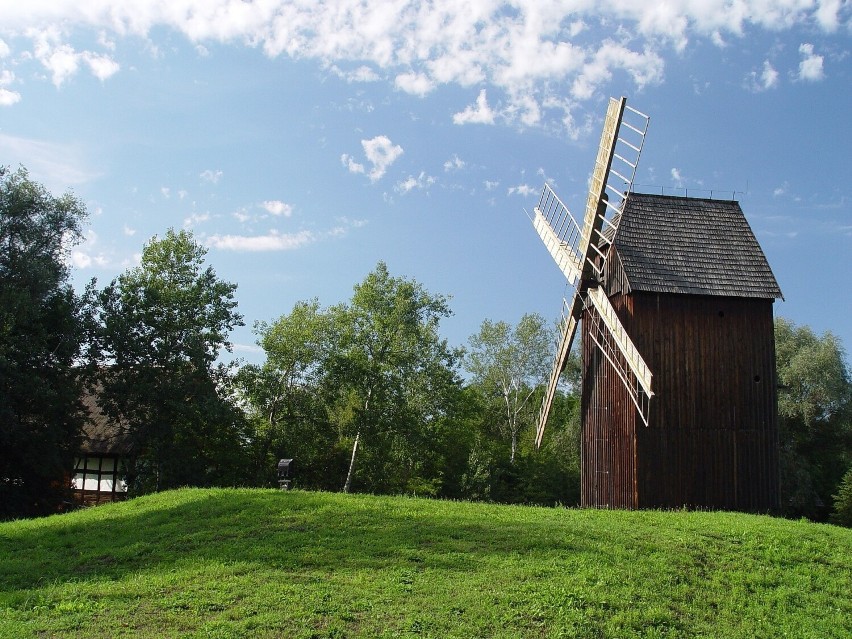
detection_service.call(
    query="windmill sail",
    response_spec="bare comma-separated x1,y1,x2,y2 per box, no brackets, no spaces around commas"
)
532,97,651,448
586,286,653,424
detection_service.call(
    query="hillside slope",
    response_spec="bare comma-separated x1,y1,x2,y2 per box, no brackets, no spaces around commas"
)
1,488,850,638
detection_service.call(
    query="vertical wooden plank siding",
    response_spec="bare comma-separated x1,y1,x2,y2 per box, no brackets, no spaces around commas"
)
581,289,780,512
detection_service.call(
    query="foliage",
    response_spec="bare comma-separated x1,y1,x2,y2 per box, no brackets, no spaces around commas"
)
331,262,463,492
0,167,90,518
465,313,554,463
94,229,246,493
775,317,852,520
241,262,465,495
456,382,581,506
1,488,850,638
831,466,852,527
236,300,345,490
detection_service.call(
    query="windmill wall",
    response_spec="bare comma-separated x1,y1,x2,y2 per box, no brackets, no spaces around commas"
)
581,290,780,512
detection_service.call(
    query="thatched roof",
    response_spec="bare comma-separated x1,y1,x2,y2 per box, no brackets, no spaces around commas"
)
80,389,133,456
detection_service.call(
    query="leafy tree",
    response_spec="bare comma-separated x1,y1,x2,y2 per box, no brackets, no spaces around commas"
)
831,466,852,528
0,167,89,518
775,317,852,519
329,263,463,493
464,314,554,463
95,229,246,492
458,382,581,506
243,262,464,494
236,301,345,489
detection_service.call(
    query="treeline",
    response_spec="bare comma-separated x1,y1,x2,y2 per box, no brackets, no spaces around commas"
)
2,167,851,524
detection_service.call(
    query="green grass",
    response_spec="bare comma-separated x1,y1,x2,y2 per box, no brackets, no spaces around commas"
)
1,488,850,638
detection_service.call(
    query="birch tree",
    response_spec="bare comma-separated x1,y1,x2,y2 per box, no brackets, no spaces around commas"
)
465,314,554,463
331,262,461,492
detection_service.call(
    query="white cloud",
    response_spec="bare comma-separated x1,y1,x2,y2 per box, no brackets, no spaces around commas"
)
571,41,664,101
341,153,365,175
70,251,93,268
484,180,499,191
0,88,20,106
200,169,223,183
232,208,251,223
759,60,779,90
183,212,210,228
814,0,844,31
671,167,684,187
746,60,778,92
261,200,293,216
26,27,118,87
38,44,79,88
453,89,495,125
3,1,844,129
160,186,170,198
508,184,537,197
69,231,109,269
344,135,403,182
123,224,136,236
396,171,436,194
97,31,115,51
336,216,368,229
444,155,465,172
83,51,119,80
207,229,316,251
330,64,380,82
797,43,825,82
0,132,99,188
232,342,264,355
394,71,434,96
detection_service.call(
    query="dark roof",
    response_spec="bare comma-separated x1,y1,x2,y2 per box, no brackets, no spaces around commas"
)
80,389,133,456
611,193,782,299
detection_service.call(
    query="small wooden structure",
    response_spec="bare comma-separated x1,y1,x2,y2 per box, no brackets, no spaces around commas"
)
72,392,131,506
582,194,782,511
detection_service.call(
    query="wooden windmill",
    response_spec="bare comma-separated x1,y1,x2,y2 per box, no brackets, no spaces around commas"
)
531,97,782,512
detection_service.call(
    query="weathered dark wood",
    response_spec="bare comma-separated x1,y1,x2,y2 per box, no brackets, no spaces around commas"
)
581,289,780,512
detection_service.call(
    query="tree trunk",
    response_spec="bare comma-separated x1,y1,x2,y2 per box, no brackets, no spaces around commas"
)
343,387,372,493
343,430,360,493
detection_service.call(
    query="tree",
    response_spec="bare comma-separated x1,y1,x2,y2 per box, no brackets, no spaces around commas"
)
464,314,554,463
330,263,463,493
243,262,464,494
0,167,89,518
831,466,852,528
95,229,246,492
236,300,344,489
775,317,852,519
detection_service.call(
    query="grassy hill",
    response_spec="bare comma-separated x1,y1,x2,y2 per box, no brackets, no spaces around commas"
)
1,489,850,638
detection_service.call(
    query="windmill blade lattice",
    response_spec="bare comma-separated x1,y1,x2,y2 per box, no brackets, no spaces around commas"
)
531,97,651,448
586,286,653,425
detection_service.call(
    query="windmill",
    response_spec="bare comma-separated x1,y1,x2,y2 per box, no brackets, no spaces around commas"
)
531,96,652,449
528,97,783,512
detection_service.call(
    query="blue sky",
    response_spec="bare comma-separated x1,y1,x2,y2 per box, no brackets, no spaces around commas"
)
1,1,850,364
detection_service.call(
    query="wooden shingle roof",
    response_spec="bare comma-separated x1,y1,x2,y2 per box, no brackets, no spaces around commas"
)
615,193,781,299
611,193,782,299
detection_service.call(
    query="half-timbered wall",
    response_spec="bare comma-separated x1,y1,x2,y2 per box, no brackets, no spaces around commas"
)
72,455,128,506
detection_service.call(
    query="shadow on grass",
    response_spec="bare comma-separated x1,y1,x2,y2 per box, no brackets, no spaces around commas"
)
0,489,603,593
